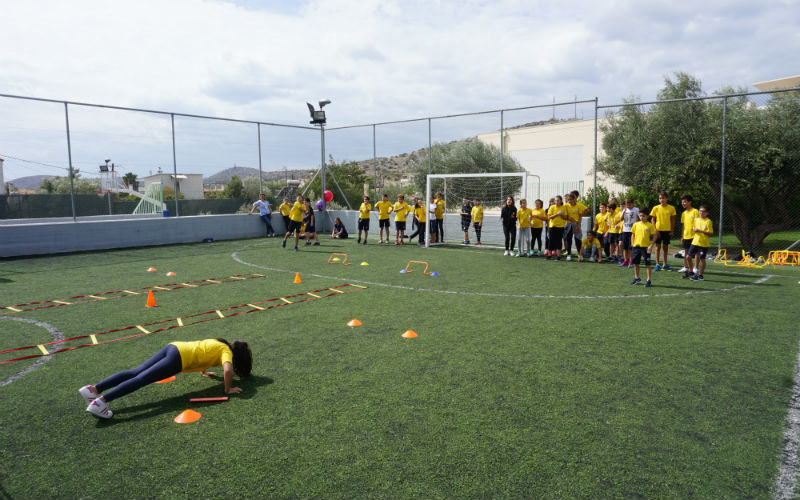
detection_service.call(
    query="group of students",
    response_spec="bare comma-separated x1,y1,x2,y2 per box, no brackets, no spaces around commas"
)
496,190,713,286
353,192,485,247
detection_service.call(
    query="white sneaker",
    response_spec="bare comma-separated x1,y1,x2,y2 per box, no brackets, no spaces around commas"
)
678,267,688,273
515,252,520,257
694,267,699,274
79,385,98,405
566,255,572,261
86,399,113,419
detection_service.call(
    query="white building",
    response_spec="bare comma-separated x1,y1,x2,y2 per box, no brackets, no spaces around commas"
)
140,173,204,200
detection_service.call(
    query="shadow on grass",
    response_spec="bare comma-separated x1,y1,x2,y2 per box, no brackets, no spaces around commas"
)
0,278,13,284
95,374,273,427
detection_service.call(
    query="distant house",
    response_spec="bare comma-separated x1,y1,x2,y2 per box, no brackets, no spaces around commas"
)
140,173,204,200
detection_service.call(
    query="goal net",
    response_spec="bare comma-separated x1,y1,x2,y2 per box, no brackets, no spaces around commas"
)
424,173,526,247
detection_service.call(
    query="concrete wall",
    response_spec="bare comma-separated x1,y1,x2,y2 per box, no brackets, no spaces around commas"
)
0,209,592,257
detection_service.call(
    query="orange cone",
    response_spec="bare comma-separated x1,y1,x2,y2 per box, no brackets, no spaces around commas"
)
166,271,176,277
347,319,362,327
145,290,157,308
293,273,302,284
147,267,157,272
401,330,418,338
156,376,175,384
174,409,202,424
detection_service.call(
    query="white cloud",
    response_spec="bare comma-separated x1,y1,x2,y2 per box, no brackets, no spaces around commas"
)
1,0,798,180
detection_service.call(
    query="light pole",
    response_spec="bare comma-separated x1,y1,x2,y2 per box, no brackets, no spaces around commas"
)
100,157,112,215
307,99,331,229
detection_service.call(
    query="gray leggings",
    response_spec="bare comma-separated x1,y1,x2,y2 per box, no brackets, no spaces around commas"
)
517,227,531,253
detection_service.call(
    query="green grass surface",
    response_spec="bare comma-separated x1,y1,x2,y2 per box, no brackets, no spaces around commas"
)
2,238,800,499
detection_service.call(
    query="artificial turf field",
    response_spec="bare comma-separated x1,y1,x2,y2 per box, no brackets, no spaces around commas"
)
1,237,800,499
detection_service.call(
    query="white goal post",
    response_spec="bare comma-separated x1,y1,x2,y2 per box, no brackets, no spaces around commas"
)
424,172,527,248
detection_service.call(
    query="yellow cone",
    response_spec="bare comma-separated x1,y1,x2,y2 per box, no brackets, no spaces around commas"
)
360,262,369,266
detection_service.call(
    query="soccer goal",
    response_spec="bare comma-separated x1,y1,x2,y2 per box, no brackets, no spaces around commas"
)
424,172,527,248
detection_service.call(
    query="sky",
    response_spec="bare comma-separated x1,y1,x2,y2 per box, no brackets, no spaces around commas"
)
1,0,798,182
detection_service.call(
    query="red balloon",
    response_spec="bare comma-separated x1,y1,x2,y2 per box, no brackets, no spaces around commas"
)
324,190,333,202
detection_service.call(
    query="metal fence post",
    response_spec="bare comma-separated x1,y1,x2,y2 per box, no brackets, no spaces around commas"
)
257,123,263,195
718,97,727,252
373,124,377,201
593,97,598,217
171,114,179,217
64,102,77,221
500,109,504,199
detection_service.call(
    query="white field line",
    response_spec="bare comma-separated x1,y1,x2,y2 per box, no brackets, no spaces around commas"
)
0,317,64,387
774,341,800,500
231,244,773,299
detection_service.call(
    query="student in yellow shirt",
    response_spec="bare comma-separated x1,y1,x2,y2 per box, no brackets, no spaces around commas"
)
679,194,700,276
545,195,568,260
408,199,427,246
562,193,581,259
649,191,677,271
578,230,602,263
688,205,714,282
531,199,547,255
278,197,292,234
282,194,307,251
593,202,610,259
357,195,372,245
471,198,484,246
516,198,533,257
374,194,394,244
79,338,252,419
434,192,445,243
630,211,656,287
393,194,412,245
606,198,622,262
569,189,591,256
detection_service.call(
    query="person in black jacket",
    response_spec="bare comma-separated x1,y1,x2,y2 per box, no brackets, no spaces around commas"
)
500,196,517,256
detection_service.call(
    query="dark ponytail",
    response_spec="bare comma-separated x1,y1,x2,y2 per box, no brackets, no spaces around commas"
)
216,338,252,378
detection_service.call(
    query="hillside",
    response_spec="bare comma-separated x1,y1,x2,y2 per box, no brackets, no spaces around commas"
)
7,175,55,191
204,166,313,185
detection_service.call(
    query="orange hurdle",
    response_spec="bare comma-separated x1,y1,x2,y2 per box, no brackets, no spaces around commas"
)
404,260,432,275
328,253,352,266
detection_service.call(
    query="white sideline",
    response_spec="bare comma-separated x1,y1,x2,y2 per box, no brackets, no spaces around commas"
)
774,342,800,500
0,317,64,387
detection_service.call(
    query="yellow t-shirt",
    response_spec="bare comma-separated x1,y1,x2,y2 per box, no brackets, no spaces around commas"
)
359,202,372,219
581,237,601,251
631,221,656,247
288,201,305,222
170,339,233,373
471,205,483,224
435,199,445,219
414,206,427,223
595,212,609,234
575,201,588,218
375,200,393,220
278,202,291,217
547,205,567,228
393,201,411,222
681,208,700,240
531,208,546,229
607,210,622,234
650,204,677,232
517,208,533,228
691,217,713,247
564,203,581,224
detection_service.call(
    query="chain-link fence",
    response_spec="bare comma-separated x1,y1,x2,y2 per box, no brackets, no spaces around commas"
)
2,88,798,256
598,88,800,256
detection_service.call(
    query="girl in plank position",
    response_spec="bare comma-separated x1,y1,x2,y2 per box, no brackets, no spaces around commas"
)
79,338,252,419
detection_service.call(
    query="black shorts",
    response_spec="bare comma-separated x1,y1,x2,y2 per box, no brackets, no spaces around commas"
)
621,232,633,250
688,245,708,259
632,246,651,266
395,221,406,231
461,219,471,232
358,219,370,231
429,220,438,233
379,219,390,229
304,225,316,234
655,231,671,245
608,233,620,244
287,219,302,234
682,238,693,250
